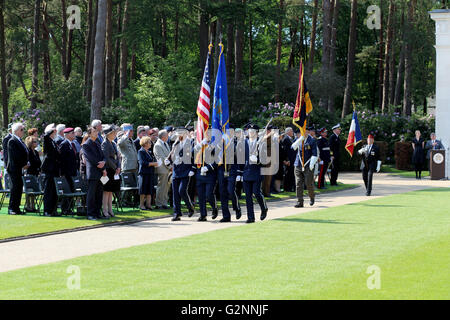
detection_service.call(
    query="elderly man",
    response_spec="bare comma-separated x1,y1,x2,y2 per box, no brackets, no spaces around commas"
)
54,124,66,146
58,127,79,215
134,126,147,151
6,123,29,215
329,124,341,186
117,124,138,174
41,123,61,216
281,127,296,192
153,130,171,209
425,133,445,162
91,119,104,144
74,127,83,149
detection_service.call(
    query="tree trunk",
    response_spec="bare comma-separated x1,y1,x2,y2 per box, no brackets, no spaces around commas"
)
87,0,98,102
288,18,298,70
402,0,416,116
382,0,394,113
66,28,73,79
394,7,406,108
275,0,284,103
0,0,8,127
130,44,137,81
105,0,113,107
119,0,129,99
307,0,318,75
174,7,179,52
31,0,41,109
226,7,234,84
199,0,209,68
341,0,357,119
161,15,168,58
388,7,396,106
61,0,68,78
234,0,245,85
214,18,222,79
327,0,339,113
84,0,93,96
42,2,51,89
91,0,107,120
112,1,121,101
319,0,332,110
248,11,253,88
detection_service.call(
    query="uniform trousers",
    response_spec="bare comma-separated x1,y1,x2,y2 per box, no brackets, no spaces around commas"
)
243,178,267,221
295,166,315,203
172,177,193,216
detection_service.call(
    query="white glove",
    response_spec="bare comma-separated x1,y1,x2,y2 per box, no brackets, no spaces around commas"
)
201,138,208,146
164,159,171,166
358,146,367,155
236,176,242,182
188,171,194,177
309,156,318,171
201,166,208,174
319,160,324,165
157,159,163,167
376,160,382,173
250,155,258,163
291,135,305,151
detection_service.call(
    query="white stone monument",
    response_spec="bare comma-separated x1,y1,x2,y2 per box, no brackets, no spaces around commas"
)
430,9,450,179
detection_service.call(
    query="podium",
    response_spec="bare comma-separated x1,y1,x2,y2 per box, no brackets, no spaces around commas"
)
430,150,445,180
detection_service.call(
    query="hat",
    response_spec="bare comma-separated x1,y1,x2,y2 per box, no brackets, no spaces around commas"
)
104,125,118,135
368,133,375,139
44,123,56,135
63,127,74,134
164,126,174,132
137,126,147,134
332,124,341,130
187,126,194,132
247,123,260,130
319,127,327,134
121,124,133,131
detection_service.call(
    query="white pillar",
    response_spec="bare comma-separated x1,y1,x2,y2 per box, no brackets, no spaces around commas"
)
430,10,450,179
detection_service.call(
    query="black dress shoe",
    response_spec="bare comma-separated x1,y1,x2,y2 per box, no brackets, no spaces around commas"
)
43,212,51,217
8,210,17,215
219,217,231,223
188,207,195,217
366,191,371,196
198,216,207,222
235,208,242,220
260,208,268,221
211,208,218,220
162,205,169,210
171,215,181,221
295,202,304,208
87,216,97,220
310,198,315,206
245,219,255,224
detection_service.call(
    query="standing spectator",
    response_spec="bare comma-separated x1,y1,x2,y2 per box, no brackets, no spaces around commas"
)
153,129,171,209
329,124,341,186
91,119,104,144
101,125,121,218
2,123,13,168
117,124,138,174
134,126,147,152
54,124,66,146
24,135,41,212
411,130,425,179
137,136,159,210
79,134,89,180
425,133,445,165
82,127,107,220
74,127,84,146
41,124,61,216
58,128,79,215
281,127,296,192
7,123,29,215
27,128,42,157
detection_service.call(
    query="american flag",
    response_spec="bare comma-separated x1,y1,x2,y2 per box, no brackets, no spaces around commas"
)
196,52,211,144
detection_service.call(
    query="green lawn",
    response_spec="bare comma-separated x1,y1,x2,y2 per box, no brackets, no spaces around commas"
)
382,165,430,178
0,183,357,241
0,188,448,300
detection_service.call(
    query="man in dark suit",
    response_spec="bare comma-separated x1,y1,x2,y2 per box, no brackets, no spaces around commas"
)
58,127,79,214
358,134,381,196
134,126,147,152
6,123,29,215
54,124,66,146
281,127,296,192
425,133,445,162
292,126,318,208
82,128,107,220
316,128,331,189
329,124,341,186
41,124,61,216
2,123,12,167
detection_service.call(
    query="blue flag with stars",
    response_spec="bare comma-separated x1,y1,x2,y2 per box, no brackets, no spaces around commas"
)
211,43,229,145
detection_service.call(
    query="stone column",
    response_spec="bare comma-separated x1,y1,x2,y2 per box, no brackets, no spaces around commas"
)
430,9,450,179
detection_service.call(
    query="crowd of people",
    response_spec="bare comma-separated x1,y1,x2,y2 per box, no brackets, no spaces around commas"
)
411,130,445,179
4,118,441,223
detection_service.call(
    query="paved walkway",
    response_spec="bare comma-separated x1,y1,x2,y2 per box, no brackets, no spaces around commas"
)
0,173,448,273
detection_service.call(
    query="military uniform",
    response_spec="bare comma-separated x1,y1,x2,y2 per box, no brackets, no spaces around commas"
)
359,140,381,196
293,132,318,207
316,130,331,189
329,124,341,185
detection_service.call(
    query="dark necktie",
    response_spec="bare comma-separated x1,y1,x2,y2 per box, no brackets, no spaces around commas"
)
71,142,77,155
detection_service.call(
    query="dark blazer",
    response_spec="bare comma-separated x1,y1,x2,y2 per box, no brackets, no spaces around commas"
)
425,139,445,159
82,138,106,180
54,135,64,146
102,139,120,171
134,138,141,152
317,136,331,163
360,144,380,171
27,148,42,176
41,133,61,176
59,139,79,177
172,141,196,179
294,135,318,167
2,133,12,166
6,136,29,174
281,135,296,163
138,147,156,175
329,133,341,159
243,138,262,182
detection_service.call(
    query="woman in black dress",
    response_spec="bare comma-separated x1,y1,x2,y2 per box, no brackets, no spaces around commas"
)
411,130,425,179
101,125,121,217
24,136,42,212
137,136,159,210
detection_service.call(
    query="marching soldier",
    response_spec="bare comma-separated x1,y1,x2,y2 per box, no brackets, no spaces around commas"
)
243,123,268,224
316,128,331,189
292,126,318,208
358,133,382,196
168,127,196,221
329,124,341,186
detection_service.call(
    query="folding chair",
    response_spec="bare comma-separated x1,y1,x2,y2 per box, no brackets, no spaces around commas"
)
72,176,88,216
22,175,44,215
0,175,11,209
54,176,86,216
120,172,139,209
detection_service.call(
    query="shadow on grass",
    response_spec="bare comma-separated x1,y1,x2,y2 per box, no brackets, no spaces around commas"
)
276,217,359,225
347,203,407,208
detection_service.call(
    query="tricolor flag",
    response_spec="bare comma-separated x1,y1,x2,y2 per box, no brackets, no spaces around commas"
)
345,111,363,157
292,60,313,136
